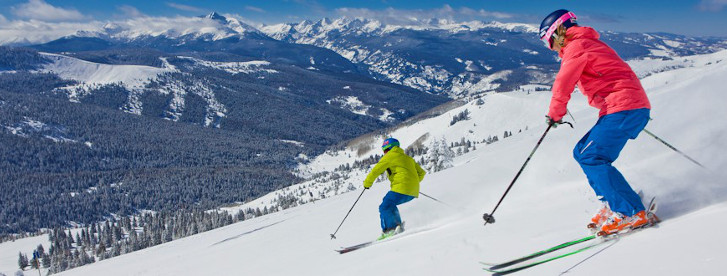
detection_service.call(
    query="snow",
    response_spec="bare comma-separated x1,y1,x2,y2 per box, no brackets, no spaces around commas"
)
34,53,228,126
279,139,305,147
39,53,175,88
522,49,539,55
0,234,52,275
4,50,727,276
2,117,80,143
450,70,511,96
663,40,684,48
177,56,277,75
326,96,396,122
38,52,176,104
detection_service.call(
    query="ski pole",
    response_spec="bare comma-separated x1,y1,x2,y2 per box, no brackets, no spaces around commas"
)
420,192,454,208
330,188,366,239
566,109,576,124
482,124,556,226
642,128,705,168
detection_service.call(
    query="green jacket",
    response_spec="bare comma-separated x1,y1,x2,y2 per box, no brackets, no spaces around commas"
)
363,146,426,197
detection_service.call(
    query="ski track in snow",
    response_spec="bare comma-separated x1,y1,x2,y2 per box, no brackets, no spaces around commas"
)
3,50,727,276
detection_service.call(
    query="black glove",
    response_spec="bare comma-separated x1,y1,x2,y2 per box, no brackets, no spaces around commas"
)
545,115,563,128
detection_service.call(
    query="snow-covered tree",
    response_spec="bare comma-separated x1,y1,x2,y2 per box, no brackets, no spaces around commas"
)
425,137,454,172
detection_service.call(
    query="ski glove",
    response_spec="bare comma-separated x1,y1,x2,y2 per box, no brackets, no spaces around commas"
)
363,181,373,189
545,115,563,128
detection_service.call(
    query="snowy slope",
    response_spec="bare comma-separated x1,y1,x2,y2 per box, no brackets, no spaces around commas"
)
40,53,176,89
38,52,176,106
9,50,727,275
36,53,230,125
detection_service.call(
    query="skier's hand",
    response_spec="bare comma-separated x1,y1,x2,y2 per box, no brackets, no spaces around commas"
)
545,115,563,128
363,182,372,189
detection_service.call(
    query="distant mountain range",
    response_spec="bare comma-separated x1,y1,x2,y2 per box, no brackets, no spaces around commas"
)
261,17,727,96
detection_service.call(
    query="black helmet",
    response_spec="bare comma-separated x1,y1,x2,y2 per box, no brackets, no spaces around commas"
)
539,9,578,49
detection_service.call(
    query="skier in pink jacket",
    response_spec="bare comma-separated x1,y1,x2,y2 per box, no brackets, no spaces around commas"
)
540,9,653,235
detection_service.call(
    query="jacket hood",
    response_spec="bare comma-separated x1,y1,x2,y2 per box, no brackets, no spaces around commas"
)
567,26,600,41
560,26,600,56
387,146,404,154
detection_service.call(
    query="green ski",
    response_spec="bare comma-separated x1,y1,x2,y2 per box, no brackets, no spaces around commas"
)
484,239,616,275
481,235,596,270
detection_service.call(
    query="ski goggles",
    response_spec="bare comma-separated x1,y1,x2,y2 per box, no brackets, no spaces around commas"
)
539,11,577,50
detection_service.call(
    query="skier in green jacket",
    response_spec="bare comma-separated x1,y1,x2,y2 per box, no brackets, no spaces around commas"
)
364,138,427,240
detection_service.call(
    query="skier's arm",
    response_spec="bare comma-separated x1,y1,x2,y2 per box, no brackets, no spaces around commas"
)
548,49,587,122
415,162,426,182
363,156,390,188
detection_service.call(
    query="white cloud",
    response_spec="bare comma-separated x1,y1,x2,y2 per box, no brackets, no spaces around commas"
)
118,5,145,18
115,16,223,36
697,0,727,11
245,6,266,13
0,14,239,46
11,0,87,21
0,19,102,45
166,2,204,13
334,5,512,25
0,14,8,23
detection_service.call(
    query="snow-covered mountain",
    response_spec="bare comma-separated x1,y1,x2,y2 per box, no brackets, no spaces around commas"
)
5,48,725,276
63,12,267,43
0,16,448,236
262,17,727,97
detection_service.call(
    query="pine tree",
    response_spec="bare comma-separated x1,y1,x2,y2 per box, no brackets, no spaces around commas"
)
96,241,106,256
17,252,28,270
41,253,51,268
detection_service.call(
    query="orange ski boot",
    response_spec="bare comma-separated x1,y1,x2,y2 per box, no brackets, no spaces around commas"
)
598,210,649,236
587,203,612,230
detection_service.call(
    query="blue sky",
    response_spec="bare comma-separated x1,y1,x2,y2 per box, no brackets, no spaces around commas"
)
1,0,726,36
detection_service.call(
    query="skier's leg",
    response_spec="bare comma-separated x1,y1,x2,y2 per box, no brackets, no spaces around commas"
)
379,191,399,231
392,207,401,226
573,128,605,199
574,109,649,216
392,195,414,226
379,191,414,231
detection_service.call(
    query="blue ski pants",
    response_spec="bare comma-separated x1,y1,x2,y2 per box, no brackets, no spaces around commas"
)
379,191,415,231
573,108,650,216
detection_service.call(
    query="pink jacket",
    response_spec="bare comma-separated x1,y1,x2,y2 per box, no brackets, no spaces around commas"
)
548,26,650,122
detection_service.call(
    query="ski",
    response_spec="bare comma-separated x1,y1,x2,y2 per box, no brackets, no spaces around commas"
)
334,232,402,254
335,241,376,254
484,238,616,275
482,197,660,273
335,226,404,254
335,223,437,254
481,235,596,270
